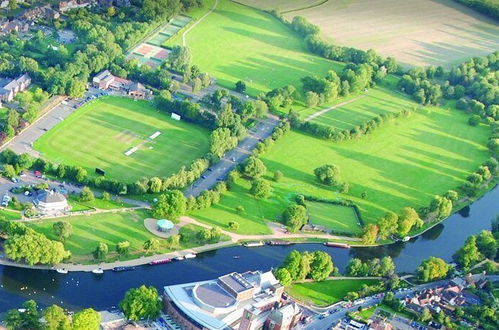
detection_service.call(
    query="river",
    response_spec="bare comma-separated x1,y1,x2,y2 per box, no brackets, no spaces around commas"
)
0,186,497,312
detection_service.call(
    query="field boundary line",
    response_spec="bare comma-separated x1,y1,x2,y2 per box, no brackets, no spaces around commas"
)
304,94,367,122
183,0,219,46
280,0,330,14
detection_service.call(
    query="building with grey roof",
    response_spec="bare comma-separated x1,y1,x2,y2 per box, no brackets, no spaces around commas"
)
0,73,31,102
34,190,70,215
163,270,298,330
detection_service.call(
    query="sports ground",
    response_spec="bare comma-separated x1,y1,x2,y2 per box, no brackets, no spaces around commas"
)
33,97,210,182
306,201,361,235
169,0,342,96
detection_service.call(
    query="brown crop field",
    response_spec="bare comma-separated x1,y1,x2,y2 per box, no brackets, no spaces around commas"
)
241,0,499,67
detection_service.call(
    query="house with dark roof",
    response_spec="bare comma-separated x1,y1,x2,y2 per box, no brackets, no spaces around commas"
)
0,73,31,102
34,190,70,215
93,70,152,99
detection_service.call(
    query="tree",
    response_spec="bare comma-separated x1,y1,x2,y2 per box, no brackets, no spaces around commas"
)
397,207,422,236
149,177,162,193
475,230,497,259
380,256,395,276
5,232,70,265
93,242,108,260
378,212,398,240
235,80,246,93
52,221,72,242
168,46,191,72
305,91,320,107
191,77,202,94
241,156,267,178
152,190,187,219
421,308,432,322
417,257,450,282
74,167,87,183
43,305,71,330
454,235,483,269
361,224,379,244
282,204,308,232
274,267,292,286
210,127,237,157
79,186,94,202
468,115,481,126
314,164,341,186
3,164,16,179
116,241,130,256
309,251,333,281
273,170,283,182
119,285,161,321
250,179,272,199
346,258,368,277
282,250,302,280
72,308,100,330
143,238,160,253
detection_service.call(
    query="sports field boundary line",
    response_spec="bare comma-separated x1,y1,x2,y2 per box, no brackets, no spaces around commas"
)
182,0,219,46
304,94,368,122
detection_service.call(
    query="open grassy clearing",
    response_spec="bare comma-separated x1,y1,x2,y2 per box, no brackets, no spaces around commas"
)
287,279,382,306
0,208,22,220
28,210,229,262
305,87,418,131
67,195,134,212
306,201,361,234
168,0,342,96
268,0,499,67
33,97,210,183
192,104,490,232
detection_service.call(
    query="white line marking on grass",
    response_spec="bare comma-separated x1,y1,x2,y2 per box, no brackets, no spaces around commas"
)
304,95,368,122
182,0,219,46
124,147,138,156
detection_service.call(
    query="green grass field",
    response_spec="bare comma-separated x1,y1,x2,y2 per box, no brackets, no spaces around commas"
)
192,103,490,232
0,209,22,220
306,201,362,234
304,88,418,131
28,210,228,262
68,195,133,212
287,279,382,306
33,97,210,182
169,0,342,96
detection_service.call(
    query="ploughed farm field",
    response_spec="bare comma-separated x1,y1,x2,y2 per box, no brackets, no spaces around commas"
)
33,96,210,182
242,0,499,67
173,0,343,96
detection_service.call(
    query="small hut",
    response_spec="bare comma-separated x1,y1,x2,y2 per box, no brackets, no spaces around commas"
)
157,219,174,233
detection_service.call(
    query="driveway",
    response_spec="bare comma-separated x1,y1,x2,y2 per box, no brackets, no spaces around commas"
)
184,114,280,197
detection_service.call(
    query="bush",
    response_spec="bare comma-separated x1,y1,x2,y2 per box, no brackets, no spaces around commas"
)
468,115,481,126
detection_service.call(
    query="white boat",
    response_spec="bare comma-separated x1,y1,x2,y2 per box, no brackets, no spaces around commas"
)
184,253,196,259
243,241,265,247
402,236,411,242
174,256,184,261
56,268,68,274
92,268,104,274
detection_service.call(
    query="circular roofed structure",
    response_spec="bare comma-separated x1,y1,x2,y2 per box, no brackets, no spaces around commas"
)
157,219,175,232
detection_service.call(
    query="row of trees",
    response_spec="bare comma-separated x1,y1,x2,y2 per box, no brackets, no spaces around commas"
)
459,158,497,198
346,257,395,277
398,52,498,108
289,107,414,142
454,0,499,21
274,250,335,284
0,149,210,196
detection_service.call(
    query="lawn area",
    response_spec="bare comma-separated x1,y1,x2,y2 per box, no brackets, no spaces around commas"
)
33,96,210,183
306,201,362,235
28,210,230,263
287,279,382,307
189,178,276,235
303,87,419,131
29,209,154,257
192,103,490,232
170,0,342,96
0,208,22,220
68,195,134,212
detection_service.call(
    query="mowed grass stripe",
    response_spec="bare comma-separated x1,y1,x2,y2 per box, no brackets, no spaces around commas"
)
34,97,210,182
169,0,343,96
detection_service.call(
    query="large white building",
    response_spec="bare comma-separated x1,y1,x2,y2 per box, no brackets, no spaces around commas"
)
34,190,70,216
163,270,301,330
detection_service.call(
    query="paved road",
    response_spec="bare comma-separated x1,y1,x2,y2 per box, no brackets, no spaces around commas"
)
0,88,103,157
184,115,280,197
